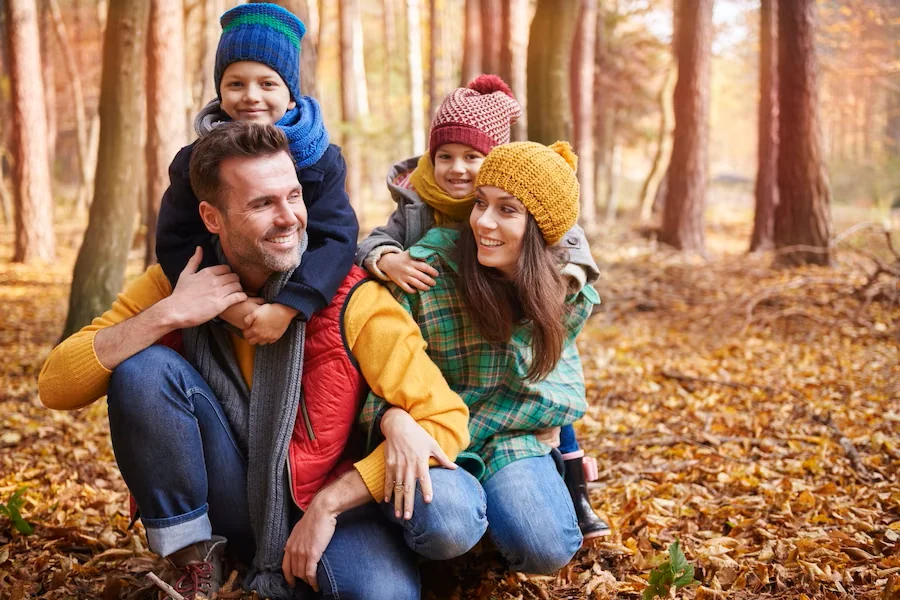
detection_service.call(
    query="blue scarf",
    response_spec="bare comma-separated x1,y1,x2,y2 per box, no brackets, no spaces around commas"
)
194,97,329,170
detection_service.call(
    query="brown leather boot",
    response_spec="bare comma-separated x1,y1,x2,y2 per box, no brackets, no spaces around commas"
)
165,536,227,600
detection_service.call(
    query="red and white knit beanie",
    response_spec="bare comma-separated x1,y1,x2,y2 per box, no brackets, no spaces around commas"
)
428,74,523,161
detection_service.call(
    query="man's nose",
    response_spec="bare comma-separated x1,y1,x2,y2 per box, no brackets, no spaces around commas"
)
273,199,299,225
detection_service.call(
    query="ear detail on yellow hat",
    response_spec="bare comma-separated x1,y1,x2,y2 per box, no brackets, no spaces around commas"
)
550,141,578,173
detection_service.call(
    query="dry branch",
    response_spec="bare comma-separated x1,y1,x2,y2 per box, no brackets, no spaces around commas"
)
146,572,186,600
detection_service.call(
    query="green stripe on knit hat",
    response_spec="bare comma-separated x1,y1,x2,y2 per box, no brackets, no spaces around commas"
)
222,14,302,48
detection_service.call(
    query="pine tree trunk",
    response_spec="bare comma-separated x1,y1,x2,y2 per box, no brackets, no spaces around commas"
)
40,2,57,169
526,0,578,146
145,0,187,267
429,0,450,120
571,0,598,231
6,0,56,263
63,0,149,337
507,0,530,140
660,0,712,253
773,0,832,266
407,0,425,155
639,65,675,222
750,0,778,252
460,0,482,86
481,0,503,76
339,0,362,214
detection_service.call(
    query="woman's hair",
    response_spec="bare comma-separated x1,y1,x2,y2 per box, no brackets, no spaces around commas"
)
456,217,568,381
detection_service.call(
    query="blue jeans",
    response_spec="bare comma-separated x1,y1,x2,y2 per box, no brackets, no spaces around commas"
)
386,454,582,574
108,346,420,598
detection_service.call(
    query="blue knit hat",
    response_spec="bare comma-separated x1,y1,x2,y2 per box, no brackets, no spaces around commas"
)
214,3,306,102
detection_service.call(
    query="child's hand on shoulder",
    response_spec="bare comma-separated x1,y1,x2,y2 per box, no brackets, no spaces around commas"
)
219,297,265,330
244,302,299,345
378,250,439,294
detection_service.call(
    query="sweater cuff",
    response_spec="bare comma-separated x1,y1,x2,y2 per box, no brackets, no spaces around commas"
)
353,442,387,501
560,263,588,295
363,246,402,281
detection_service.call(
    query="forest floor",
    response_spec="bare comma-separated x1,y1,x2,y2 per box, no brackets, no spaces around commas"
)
0,206,898,600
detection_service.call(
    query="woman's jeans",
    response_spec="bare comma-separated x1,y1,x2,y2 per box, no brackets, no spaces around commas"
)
384,454,583,574
107,346,420,599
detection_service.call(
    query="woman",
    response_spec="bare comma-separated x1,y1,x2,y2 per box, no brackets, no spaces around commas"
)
363,141,600,574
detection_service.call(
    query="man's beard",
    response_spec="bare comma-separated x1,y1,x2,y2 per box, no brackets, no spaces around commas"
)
229,225,302,274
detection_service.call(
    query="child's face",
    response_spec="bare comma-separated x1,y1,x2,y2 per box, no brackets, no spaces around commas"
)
433,144,486,199
469,185,528,279
220,61,296,126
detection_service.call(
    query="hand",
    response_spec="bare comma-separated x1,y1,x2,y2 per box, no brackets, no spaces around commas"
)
219,297,265,330
166,247,247,328
243,302,298,345
378,251,439,293
535,427,561,448
282,499,337,592
380,407,457,520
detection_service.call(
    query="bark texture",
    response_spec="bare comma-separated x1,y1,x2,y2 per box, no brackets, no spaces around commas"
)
773,0,832,266
750,0,778,252
63,0,149,337
571,0,598,229
407,0,425,154
480,0,503,76
660,0,713,253
460,0,482,86
339,0,362,212
6,0,56,263
506,0,530,140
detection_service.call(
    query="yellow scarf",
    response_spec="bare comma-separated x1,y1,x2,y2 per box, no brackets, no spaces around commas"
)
409,154,476,225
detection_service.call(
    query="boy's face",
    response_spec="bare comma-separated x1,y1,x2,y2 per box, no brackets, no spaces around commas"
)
433,143,486,199
220,61,296,126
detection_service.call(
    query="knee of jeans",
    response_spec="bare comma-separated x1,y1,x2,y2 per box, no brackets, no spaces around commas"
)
319,562,419,600
410,470,487,560
108,346,184,416
502,528,582,575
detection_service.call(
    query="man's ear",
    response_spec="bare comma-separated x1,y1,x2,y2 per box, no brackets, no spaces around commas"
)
198,201,223,234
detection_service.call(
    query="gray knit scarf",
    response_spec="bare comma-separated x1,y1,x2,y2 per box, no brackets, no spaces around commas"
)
182,235,308,600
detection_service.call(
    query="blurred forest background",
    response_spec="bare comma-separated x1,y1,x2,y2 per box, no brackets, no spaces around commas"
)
1,0,900,599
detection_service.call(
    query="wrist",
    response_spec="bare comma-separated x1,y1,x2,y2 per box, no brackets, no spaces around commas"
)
148,297,186,332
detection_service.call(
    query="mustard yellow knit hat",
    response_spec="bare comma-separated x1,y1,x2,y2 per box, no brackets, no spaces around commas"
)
474,141,580,245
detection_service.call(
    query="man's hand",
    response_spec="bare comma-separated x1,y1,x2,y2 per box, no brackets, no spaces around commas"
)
378,250,439,294
282,499,337,592
165,247,247,328
243,302,298,345
381,407,456,520
219,297,265,330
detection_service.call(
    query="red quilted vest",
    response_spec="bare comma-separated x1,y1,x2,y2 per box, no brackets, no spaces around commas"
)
155,266,370,511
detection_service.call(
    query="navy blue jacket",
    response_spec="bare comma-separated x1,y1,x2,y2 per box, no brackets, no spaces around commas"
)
156,142,359,320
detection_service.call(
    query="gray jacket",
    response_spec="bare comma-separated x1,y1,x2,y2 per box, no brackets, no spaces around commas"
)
356,156,600,284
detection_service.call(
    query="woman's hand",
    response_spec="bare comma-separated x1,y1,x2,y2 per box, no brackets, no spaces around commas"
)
380,407,457,520
535,426,561,448
378,251,439,293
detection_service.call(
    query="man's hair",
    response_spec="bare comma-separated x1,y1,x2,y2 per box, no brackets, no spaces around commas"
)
189,121,290,210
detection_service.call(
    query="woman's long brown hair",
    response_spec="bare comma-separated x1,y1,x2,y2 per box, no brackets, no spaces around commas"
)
456,217,568,381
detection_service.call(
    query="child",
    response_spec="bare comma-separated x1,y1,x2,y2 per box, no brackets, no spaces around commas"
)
357,76,610,539
156,3,358,342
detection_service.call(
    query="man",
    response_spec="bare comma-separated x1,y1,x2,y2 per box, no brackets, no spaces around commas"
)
39,122,486,600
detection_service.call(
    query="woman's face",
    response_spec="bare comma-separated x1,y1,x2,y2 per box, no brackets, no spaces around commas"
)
469,185,528,279
433,144,486,199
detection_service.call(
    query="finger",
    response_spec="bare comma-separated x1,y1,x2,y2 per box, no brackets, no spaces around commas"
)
397,279,416,294
282,551,295,587
393,469,404,518
409,277,432,292
411,270,437,288
220,281,245,296
412,261,440,279
403,465,416,520
224,291,248,305
419,460,433,504
293,549,304,586
183,247,203,275
204,264,234,276
432,444,457,470
216,272,241,285
306,557,319,593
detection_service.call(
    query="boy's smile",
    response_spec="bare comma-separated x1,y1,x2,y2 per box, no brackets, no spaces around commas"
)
433,144,486,199
220,61,296,126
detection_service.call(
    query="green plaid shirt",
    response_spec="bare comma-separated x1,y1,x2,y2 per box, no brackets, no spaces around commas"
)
360,228,599,481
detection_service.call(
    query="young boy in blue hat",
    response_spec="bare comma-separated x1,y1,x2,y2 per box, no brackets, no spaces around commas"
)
156,2,358,341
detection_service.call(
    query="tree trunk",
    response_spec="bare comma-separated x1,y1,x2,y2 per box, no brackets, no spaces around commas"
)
339,0,362,215
639,64,675,221
407,0,425,155
40,1,57,169
506,0,530,140
773,0,832,266
428,0,451,120
145,0,187,267
460,0,482,86
571,0,598,231
481,0,503,76
254,0,319,98
63,0,149,337
526,0,578,146
6,0,56,263
593,3,609,220
750,0,778,252
660,0,712,253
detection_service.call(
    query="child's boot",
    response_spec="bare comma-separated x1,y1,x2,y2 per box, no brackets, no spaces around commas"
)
562,451,611,539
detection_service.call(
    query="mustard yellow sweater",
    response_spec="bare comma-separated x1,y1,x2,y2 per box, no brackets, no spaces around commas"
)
38,264,470,500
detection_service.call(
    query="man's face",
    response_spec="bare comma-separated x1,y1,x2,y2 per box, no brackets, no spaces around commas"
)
200,151,307,286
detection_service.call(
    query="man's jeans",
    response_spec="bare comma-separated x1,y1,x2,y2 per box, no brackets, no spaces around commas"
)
384,455,583,574
107,346,419,599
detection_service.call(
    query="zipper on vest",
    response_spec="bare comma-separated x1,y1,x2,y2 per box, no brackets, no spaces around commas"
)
300,397,316,440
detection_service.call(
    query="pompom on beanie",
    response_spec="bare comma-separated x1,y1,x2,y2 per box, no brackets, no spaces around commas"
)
214,3,306,102
475,141,580,245
429,74,522,161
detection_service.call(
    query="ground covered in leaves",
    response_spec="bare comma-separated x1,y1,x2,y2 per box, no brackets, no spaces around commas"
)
1,210,898,599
